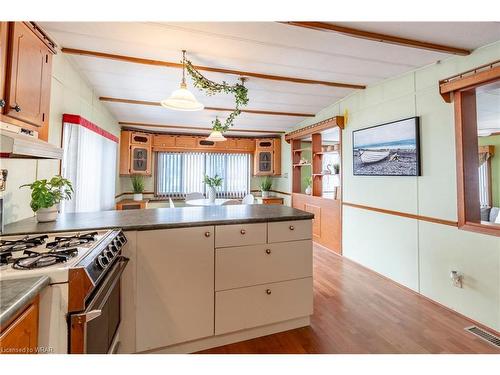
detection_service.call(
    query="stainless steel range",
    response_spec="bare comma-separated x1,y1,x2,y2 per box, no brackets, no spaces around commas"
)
0,229,128,354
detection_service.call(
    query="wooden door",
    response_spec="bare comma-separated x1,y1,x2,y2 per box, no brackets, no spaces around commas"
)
129,145,151,175
136,227,215,351
5,22,52,129
0,300,39,353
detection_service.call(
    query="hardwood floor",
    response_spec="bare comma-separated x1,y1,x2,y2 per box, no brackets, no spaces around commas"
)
199,244,499,354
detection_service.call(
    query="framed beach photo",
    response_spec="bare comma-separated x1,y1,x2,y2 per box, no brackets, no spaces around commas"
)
352,117,421,176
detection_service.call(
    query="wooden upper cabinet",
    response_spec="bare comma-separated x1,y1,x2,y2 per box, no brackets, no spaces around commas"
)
254,138,281,176
1,22,55,141
0,23,8,113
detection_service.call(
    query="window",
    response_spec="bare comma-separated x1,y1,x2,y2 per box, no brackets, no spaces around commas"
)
478,148,492,208
61,116,118,213
156,152,250,198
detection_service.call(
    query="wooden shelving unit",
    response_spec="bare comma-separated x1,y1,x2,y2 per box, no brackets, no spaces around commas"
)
293,163,311,167
293,148,312,153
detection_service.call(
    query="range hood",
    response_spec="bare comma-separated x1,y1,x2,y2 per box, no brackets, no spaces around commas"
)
0,122,62,159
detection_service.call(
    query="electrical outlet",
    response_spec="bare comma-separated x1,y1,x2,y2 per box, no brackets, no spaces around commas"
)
0,169,8,192
450,270,463,288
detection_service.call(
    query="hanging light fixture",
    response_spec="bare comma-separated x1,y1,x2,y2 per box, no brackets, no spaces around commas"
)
207,118,227,142
206,130,227,142
161,50,204,111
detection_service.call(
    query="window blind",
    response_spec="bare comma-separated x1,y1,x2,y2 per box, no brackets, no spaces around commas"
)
156,152,250,198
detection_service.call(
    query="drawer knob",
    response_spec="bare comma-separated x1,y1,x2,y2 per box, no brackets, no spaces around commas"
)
240,229,246,235
265,249,271,255
289,225,295,231
266,289,272,295
204,231,211,237
0,99,5,108
12,104,21,112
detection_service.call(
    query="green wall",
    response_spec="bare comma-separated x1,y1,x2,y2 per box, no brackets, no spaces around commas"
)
479,135,500,207
289,40,500,331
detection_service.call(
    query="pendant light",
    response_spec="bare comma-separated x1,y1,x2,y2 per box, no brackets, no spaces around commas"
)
161,50,204,111
206,130,227,142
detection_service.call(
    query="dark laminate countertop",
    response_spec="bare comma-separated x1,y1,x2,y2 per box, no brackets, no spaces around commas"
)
2,205,314,236
0,276,50,328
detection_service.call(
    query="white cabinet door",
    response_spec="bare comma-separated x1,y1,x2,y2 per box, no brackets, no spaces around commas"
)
136,226,215,352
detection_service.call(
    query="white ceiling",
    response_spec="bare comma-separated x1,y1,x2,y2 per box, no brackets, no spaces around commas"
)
39,22,500,136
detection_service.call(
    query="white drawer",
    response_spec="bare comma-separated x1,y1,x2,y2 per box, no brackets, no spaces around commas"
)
215,240,312,291
215,277,313,335
267,220,312,243
215,223,267,248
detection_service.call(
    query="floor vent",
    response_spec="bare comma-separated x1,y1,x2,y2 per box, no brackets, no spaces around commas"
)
465,326,500,348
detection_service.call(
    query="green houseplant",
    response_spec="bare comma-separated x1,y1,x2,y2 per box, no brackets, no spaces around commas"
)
20,176,73,222
131,175,145,201
260,176,272,198
203,174,223,203
304,176,313,195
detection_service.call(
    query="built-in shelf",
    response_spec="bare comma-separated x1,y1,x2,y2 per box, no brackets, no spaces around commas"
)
314,151,338,155
293,148,311,153
293,163,311,167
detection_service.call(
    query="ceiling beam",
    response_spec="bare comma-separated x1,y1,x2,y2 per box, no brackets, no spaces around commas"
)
99,96,315,117
281,22,471,56
61,47,366,89
119,121,285,134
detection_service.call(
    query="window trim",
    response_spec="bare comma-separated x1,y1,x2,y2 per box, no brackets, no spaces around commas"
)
448,64,500,237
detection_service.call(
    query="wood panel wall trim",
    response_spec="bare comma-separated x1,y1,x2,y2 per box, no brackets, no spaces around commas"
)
439,60,500,102
285,116,344,142
282,22,471,56
61,48,365,89
99,97,315,117
342,202,458,227
119,122,285,135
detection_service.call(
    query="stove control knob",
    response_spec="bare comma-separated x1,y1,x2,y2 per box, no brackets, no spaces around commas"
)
105,248,114,259
96,254,109,269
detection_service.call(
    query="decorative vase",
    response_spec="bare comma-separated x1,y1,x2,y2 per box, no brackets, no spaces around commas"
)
133,193,143,201
262,190,270,198
208,186,216,203
305,186,312,195
36,204,59,223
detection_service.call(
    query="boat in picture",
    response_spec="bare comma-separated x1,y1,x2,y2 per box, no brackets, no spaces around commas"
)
359,150,390,164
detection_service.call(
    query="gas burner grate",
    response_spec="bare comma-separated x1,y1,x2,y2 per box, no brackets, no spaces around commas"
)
12,248,79,270
46,232,98,249
0,235,48,253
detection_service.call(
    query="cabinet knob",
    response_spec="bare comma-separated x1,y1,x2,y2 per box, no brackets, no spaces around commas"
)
204,231,211,237
265,249,271,255
266,289,272,295
240,229,246,235
289,225,295,231
12,104,21,112
0,99,5,108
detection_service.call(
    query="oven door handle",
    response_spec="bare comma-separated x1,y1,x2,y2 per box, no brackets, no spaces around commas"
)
73,309,102,323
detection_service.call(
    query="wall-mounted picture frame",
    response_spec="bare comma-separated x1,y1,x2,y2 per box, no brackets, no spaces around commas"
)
353,117,421,176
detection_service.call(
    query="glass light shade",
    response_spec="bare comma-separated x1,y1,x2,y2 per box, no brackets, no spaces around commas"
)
206,131,227,142
161,83,204,111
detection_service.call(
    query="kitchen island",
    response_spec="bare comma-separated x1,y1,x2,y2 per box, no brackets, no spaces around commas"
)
2,206,314,354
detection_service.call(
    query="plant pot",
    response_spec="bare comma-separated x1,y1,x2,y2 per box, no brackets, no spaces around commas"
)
36,205,59,223
133,193,143,201
305,186,312,195
208,186,216,203
262,190,270,198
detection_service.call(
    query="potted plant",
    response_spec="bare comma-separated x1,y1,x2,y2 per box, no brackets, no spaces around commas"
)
332,162,340,175
304,176,313,195
131,175,145,201
203,174,223,203
20,176,73,223
260,176,272,198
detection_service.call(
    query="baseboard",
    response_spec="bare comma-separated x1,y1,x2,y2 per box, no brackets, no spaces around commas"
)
337,253,500,337
136,316,310,354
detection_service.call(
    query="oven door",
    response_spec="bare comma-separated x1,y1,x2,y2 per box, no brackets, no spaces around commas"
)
69,256,129,354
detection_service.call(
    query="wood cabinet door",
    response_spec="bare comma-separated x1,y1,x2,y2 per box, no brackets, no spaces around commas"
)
136,227,215,352
5,22,52,128
0,300,39,354
0,22,8,113
129,145,151,175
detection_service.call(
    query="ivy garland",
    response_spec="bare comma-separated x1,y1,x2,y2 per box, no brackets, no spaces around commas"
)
185,60,249,133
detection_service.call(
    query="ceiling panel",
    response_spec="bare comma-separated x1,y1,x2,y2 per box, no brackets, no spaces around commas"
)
38,21,500,134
